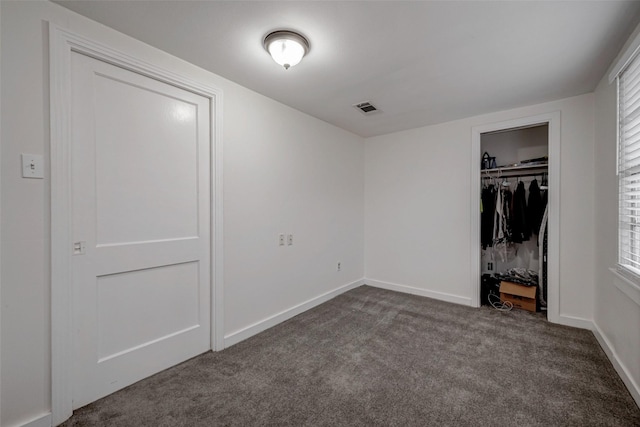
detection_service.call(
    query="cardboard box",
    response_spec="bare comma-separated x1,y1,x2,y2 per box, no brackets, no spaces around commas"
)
500,281,537,312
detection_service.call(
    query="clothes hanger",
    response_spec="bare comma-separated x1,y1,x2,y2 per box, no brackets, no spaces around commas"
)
483,169,491,187
540,172,548,190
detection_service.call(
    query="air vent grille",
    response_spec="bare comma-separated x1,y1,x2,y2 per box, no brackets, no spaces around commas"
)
354,101,379,114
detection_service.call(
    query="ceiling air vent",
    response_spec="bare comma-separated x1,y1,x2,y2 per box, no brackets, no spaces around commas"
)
353,101,379,115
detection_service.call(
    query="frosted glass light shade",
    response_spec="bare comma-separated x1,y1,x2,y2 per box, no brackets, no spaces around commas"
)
264,30,309,70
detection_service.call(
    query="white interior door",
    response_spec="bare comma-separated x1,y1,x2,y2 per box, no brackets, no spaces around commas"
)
70,51,211,409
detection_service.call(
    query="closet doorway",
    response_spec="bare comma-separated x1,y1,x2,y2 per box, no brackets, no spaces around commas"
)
471,112,560,323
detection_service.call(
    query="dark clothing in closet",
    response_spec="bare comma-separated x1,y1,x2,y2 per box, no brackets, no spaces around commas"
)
481,185,496,249
511,181,529,243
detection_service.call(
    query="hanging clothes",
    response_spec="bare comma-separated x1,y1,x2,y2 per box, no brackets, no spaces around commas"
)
528,179,544,235
502,187,513,240
492,184,513,242
493,185,505,242
493,185,516,263
481,184,496,249
511,181,529,243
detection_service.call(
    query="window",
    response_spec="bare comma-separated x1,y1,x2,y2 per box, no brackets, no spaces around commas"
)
618,51,640,277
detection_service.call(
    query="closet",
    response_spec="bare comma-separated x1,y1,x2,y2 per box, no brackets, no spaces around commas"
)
479,124,549,315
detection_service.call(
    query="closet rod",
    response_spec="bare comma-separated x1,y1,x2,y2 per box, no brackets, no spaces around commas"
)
480,163,548,179
481,170,547,179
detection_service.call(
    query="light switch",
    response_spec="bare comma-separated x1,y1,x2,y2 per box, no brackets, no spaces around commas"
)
22,154,44,179
73,241,86,255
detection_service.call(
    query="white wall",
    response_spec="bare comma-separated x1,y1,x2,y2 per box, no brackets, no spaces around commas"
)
481,125,548,167
365,94,595,321
223,86,365,337
593,31,640,404
0,2,364,426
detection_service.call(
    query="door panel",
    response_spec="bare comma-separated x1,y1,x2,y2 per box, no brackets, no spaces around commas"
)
96,262,200,362
71,52,211,409
93,72,199,245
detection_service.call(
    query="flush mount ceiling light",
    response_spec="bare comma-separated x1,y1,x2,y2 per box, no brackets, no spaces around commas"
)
263,30,310,70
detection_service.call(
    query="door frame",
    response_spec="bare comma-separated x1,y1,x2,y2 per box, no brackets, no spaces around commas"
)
470,112,561,323
49,24,224,425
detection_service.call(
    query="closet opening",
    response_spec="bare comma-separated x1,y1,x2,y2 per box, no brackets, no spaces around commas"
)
479,124,549,318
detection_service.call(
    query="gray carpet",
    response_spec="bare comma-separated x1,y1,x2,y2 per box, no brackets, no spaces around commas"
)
62,285,640,426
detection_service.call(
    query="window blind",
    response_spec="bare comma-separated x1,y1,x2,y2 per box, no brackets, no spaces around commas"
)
619,52,640,275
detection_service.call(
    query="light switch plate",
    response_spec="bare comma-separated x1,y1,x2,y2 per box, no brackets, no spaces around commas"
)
22,154,44,179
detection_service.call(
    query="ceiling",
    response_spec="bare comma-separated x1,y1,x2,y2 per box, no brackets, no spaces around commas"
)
53,1,640,138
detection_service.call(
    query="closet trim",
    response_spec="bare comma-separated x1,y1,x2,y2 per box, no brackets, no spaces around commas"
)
470,111,561,324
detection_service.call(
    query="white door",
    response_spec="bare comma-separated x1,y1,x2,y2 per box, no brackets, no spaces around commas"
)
70,51,211,409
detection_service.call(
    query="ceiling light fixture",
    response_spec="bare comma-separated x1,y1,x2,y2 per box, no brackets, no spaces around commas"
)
263,30,310,70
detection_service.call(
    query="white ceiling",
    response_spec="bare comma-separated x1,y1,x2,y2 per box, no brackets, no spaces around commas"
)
54,1,640,137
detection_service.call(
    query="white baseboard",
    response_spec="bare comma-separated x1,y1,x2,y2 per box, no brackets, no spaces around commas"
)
555,314,594,330
592,322,640,408
224,279,364,348
365,279,472,306
10,412,52,427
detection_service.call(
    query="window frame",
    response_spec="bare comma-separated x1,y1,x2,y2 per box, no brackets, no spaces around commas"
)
616,49,640,306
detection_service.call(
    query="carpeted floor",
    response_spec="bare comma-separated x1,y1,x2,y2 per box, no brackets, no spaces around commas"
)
62,285,640,426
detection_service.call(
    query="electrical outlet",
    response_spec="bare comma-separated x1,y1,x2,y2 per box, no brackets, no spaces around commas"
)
488,262,493,271
337,262,341,271
278,234,285,246
287,234,293,246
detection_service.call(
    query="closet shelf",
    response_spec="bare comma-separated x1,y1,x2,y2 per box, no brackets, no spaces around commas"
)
481,163,548,178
